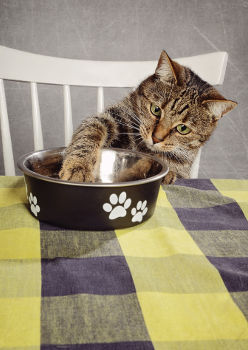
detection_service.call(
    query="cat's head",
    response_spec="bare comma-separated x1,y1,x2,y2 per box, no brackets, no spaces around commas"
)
132,50,237,158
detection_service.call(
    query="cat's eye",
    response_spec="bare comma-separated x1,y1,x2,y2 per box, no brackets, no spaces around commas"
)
150,103,161,118
176,124,191,135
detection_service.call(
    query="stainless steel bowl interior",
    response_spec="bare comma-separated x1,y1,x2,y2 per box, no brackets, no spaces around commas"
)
18,147,168,186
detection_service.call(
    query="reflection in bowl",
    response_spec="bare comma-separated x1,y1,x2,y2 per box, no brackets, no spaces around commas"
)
18,147,168,230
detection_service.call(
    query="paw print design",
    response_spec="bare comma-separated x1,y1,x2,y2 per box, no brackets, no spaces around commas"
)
29,192,40,217
131,200,148,223
103,192,131,220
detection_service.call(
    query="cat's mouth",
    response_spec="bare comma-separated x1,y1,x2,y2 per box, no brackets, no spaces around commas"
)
151,132,173,148
146,134,174,152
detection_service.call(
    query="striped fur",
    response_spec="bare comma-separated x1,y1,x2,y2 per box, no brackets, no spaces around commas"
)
59,51,237,184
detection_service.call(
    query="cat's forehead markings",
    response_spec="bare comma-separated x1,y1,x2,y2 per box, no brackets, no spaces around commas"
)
181,114,190,125
161,101,167,109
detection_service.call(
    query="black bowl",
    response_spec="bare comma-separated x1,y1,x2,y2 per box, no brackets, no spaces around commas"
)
17,147,168,230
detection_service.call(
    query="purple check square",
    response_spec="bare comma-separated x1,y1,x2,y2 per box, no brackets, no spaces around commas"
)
175,202,248,231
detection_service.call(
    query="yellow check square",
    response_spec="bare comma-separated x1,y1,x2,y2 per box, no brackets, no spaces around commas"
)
138,292,248,342
0,227,40,260
0,187,27,207
0,297,40,347
117,227,202,258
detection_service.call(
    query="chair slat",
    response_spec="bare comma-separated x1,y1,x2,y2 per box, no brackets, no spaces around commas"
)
0,46,228,87
190,148,202,178
63,85,73,146
97,87,104,113
30,82,44,150
0,79,15,175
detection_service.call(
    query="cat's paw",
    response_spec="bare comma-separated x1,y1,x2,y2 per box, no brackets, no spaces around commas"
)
103,192,131,220
131,200,148,223
59,158,95,182
162,171,177,185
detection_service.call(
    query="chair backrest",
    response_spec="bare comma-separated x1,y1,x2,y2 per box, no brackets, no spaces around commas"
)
0,45,228,177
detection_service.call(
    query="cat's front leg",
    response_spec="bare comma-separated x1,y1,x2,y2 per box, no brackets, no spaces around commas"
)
59,115,116,182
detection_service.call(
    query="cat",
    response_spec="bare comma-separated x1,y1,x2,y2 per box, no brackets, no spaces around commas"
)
59,50,237,184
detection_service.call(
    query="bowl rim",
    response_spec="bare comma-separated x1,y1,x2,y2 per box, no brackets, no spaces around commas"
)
17,147,169,188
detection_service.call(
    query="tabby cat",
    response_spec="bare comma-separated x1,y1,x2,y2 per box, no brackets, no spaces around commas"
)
59,50,237,184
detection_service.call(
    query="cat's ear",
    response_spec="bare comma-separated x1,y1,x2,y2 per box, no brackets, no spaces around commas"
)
155,50,182,84
202,99,237,119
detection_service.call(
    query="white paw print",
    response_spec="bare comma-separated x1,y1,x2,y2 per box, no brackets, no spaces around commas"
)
131,200,148,223
29,192,40,217
103,192,131,220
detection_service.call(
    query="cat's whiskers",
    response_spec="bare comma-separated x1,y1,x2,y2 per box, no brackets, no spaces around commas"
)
128,115,141,128
111,111,140,130
120,120,140,130
133,133,145,146
171,146,191,162
119,105,141,126
127,112,141,126
118,132,140,136
111,109,141,130
139,124,149,137
135,138,145,148
117,119,140,132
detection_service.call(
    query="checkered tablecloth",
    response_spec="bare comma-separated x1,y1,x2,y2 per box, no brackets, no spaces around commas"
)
0,176,248,349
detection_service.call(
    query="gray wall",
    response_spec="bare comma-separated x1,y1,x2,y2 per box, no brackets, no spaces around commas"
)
0,0,247,178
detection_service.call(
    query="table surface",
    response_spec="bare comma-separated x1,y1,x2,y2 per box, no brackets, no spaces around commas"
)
0,176,248,349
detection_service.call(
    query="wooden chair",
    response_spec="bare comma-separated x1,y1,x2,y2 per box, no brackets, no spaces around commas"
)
0,45,228,177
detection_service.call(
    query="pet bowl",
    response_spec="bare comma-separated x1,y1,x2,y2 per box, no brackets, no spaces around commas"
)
17,147,168,230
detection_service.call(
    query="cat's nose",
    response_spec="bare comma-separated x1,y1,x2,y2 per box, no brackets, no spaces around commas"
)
152,135,163,144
